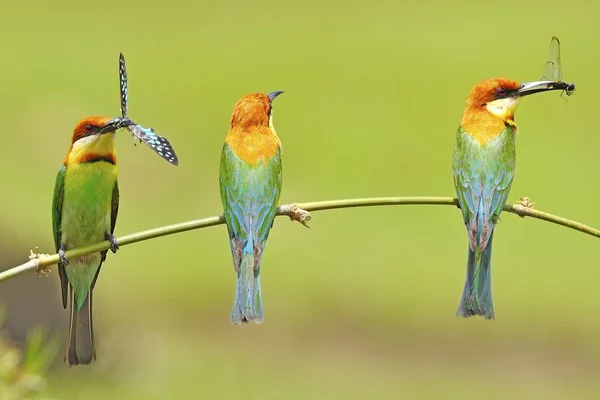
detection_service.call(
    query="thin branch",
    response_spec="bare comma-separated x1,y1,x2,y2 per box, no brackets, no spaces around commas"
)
1,196,598,284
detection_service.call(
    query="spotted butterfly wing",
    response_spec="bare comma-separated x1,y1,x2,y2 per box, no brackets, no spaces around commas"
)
117,52,179,164
119,53,142,145
127,124,179,165
119,53,129,117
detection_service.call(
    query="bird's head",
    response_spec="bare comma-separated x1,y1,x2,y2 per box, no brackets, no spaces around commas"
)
464,77,566,123
66,116,121,164
70,116,121,144
230,91,284,130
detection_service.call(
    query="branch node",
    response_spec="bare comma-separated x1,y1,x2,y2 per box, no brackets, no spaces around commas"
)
29,248,51,277
514,196,536,218
287,204,312,228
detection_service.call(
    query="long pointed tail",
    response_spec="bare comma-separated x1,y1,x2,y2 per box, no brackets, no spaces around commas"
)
66,288,95,365
457,234,494,320
231,250,263,324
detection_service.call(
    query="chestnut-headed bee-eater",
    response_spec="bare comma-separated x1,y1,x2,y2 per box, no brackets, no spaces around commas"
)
219,91,284,324
52,116,122,365
453,78,568,319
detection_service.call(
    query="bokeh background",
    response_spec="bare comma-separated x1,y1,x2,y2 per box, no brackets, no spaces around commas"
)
1,0,599,398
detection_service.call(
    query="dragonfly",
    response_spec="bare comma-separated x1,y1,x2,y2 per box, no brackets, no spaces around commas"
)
540,36,576,96
113,53,179,166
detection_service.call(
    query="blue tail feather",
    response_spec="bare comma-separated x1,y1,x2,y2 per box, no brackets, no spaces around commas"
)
457,233,494,320
231,239,263,324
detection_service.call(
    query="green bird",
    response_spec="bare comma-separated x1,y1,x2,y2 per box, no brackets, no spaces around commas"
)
453,77,568,319
52,116,121,365
219,91,284,324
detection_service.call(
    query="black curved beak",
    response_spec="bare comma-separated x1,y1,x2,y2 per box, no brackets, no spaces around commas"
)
268,90,285,102
517,80,576,97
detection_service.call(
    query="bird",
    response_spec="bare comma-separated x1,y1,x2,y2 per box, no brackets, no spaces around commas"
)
219,91,285,324
52,116,121,365
453,78,566,319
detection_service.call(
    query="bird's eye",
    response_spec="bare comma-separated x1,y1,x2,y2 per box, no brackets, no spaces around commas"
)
496,87,506,97
84,124,93,133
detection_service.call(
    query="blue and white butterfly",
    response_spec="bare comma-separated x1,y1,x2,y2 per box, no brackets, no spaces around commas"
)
117,53,179,166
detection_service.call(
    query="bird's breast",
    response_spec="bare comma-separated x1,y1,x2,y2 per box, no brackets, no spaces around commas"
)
60,162,116,247
225,129,280,165
461,109,515,145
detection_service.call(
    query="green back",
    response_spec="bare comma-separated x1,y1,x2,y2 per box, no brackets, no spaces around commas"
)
452,125,516,248
219,143,282,259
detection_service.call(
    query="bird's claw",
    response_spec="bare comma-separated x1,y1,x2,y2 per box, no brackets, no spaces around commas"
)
106,234,119,254
455,199,461,210
58,249,69,265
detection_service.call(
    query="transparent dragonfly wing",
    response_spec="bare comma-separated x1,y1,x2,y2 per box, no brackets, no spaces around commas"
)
127,124,179,165
541,60,557,81
541,36,562,82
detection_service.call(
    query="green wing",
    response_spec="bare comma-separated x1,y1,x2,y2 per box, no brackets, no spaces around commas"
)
111,182,119,235
452,126,516,250
52,164,69,308
219,143,282,269
100,181,119,265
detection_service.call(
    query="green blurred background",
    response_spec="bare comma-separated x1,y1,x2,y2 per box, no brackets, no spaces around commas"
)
1,0,599,398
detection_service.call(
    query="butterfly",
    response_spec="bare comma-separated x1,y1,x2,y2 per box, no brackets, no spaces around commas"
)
116,53,179,166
